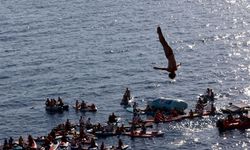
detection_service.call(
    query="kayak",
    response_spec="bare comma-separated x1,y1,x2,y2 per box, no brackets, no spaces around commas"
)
123,130,164,138
147,97,188,112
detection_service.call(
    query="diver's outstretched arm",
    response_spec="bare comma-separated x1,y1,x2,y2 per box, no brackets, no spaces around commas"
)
153,67,168,71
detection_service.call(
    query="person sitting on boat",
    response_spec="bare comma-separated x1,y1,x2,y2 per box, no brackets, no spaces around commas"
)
120,124,126,133
130,123,136,135
79,116,85,127
132,114,142,124
3,138,9,150
108,112,117,123
45,98,50,106
81,100,87,109
75,100,79,108
86,117,92,129
125,87,131,100
195,99,204,115
189,109,194,118
8,137,13,148
51,98,56,106
154,110,165,123
27,135,34,147
117,139,124,149
96,122,103,131
145,104,152,113
65,119,71,131
89,138,98,149
57,97,64,107
133,102,138,113
122,94,129,105
141,124,147,134
18,136,24,147
91,103,96,110
115,126,122,134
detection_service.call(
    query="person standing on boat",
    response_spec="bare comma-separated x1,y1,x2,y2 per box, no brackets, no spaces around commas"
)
154,26,181,79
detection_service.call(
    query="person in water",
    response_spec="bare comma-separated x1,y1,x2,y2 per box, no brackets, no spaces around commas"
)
154,26,181,79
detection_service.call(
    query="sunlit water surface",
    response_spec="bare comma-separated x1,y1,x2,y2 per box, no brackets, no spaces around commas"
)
0,0,250,149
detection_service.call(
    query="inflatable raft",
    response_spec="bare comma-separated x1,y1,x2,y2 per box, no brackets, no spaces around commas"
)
147,97,188,112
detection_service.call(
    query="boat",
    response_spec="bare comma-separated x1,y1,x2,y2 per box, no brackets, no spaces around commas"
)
220,102,250,114
45,104,69,112
143,111,216,123
123,130,164,138
147,97,188,112
216,116,250,131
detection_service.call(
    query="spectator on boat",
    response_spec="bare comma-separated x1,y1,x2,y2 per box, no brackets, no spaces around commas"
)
141,124,147,134
18,136,24,147
189,109,194,118
3,138,9,150
45,98,50,106
65,119,71,131
86,118,92,129
153,26,181,79
130,123,136,135
75,100,79,108
117,139,124,149
133,102,138,113
195,100,204,115
122,94,129,105
154,110,165,123
49,129,55,138
108,112,117,123
132,114,142,124
8,137,13,148
91,104,96,110
58,97,64,106
120,124,126,133
125,87,131,100
28,135,34,147
210,103,216,114
145,104,152,113
81,100,87,109
79,116,85,127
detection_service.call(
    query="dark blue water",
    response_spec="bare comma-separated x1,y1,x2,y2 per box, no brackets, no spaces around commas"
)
0,0,250,149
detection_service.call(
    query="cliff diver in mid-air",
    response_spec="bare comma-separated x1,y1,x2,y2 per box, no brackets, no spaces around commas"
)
153,26,181,79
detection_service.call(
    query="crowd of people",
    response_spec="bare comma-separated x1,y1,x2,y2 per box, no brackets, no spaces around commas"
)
45,97,64,107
